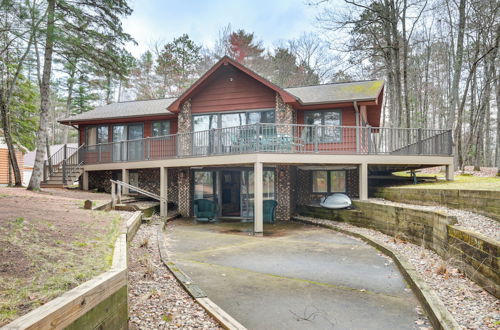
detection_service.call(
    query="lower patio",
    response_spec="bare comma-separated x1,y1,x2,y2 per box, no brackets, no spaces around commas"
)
164,218,430,329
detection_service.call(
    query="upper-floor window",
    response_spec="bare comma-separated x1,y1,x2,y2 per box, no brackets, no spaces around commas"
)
304,110,342,142
312,170,346,193
97,126,108,144
152,121,170,137
85,125,108,146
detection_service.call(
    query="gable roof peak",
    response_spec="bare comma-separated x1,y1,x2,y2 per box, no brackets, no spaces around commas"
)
167,56,297,112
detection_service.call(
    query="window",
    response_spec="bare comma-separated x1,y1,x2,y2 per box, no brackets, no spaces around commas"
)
194,171,215,200
97,126,108,144
85,126,97,146
304,110,342,142
152,121,170,137
312,170,346,193
193,110,275,131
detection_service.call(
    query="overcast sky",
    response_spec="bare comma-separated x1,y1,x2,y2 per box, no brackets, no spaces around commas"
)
122,0,323,57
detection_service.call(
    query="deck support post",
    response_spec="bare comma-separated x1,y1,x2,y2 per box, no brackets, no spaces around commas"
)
111,182,116,209
253,162,263,236
160,167,168,216
359,163,368,201
117,184,122,204
446,163,454,181
122,169,129,195
82,171,89,190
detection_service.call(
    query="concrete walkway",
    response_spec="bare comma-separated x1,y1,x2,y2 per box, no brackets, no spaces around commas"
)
165,219,424,330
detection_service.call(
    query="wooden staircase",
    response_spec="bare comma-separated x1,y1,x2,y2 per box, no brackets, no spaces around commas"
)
41,144,84,188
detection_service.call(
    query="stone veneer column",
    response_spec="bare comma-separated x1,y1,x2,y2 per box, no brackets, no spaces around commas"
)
275,165,294,221
275,93,295,135
178,168,191,217
274,93,296,221
177,100,193,216
177,100,192,157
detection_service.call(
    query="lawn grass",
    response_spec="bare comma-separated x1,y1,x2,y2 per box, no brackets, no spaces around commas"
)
392,172,500,191
0,210,122,325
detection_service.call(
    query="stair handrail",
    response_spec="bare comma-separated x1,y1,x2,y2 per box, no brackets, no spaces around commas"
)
110,179,166,202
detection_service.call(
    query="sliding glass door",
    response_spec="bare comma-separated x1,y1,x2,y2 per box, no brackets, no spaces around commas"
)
112,125,126,161
240,169,275,219
127,124,144,161
112,124,144,161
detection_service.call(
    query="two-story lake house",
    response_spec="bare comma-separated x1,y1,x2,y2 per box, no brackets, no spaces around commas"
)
56,56,454,235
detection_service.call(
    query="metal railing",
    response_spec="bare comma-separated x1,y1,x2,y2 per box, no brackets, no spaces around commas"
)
43,144,84,184
81,123,453,165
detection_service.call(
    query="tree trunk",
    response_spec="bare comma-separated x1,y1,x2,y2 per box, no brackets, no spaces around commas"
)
62,65,76,144
28,0,56,191
0,90,22,186
450,0,467,131
495,74,500,175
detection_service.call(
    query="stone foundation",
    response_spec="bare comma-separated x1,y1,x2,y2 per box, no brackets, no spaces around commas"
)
88,170,120,193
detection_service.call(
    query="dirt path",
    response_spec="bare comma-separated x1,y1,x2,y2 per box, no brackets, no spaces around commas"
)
128,219,221,329
0,187,124,326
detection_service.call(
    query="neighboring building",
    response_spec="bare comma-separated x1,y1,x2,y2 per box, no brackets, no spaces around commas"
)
59,56,454,234
0,137,25,186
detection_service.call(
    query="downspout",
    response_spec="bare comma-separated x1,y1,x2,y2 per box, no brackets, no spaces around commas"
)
354,101,360,153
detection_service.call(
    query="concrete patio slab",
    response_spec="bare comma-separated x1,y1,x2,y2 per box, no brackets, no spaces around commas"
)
165,219,425,330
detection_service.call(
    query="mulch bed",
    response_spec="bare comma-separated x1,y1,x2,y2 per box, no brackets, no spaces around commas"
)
128,219,221,329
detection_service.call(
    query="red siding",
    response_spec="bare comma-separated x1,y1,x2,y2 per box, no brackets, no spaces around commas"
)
190,65,276,113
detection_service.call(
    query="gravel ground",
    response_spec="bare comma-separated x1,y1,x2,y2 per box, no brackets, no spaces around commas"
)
128,219,222,330
294,216,500,329
369,198,500,241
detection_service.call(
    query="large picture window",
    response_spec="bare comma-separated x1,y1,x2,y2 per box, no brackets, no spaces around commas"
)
304,110,342,142
312,170,346,193
192,109,275,132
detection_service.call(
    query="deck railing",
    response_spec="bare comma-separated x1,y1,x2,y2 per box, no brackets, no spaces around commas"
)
81,123,453,165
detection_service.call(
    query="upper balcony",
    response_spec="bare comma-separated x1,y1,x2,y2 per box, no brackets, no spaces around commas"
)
80,123,453,165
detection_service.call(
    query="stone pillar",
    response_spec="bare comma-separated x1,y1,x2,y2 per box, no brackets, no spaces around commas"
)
446,164,454,181
82,171,89,191
177,100,192,157
122,169,129,194
254,162,263,236
275,93,295,135
275,165,292,221
359,163,368,200
160,167,168,216
178,168,191,217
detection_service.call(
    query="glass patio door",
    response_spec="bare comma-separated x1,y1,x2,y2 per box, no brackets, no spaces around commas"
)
112,125,126,161
127,124,144,161
240,169,275,219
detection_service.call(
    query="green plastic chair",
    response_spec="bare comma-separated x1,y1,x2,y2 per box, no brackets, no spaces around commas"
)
263,200,278,224
194,199,217,222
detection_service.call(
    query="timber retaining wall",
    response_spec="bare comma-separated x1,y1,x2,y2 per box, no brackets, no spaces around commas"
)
374,187,500,222
3,211,142,330
298,202,499,298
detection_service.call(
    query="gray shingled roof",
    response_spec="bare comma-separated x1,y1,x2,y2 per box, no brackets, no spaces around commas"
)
60,80,384,123
59,98,175,123
286,80,384,104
